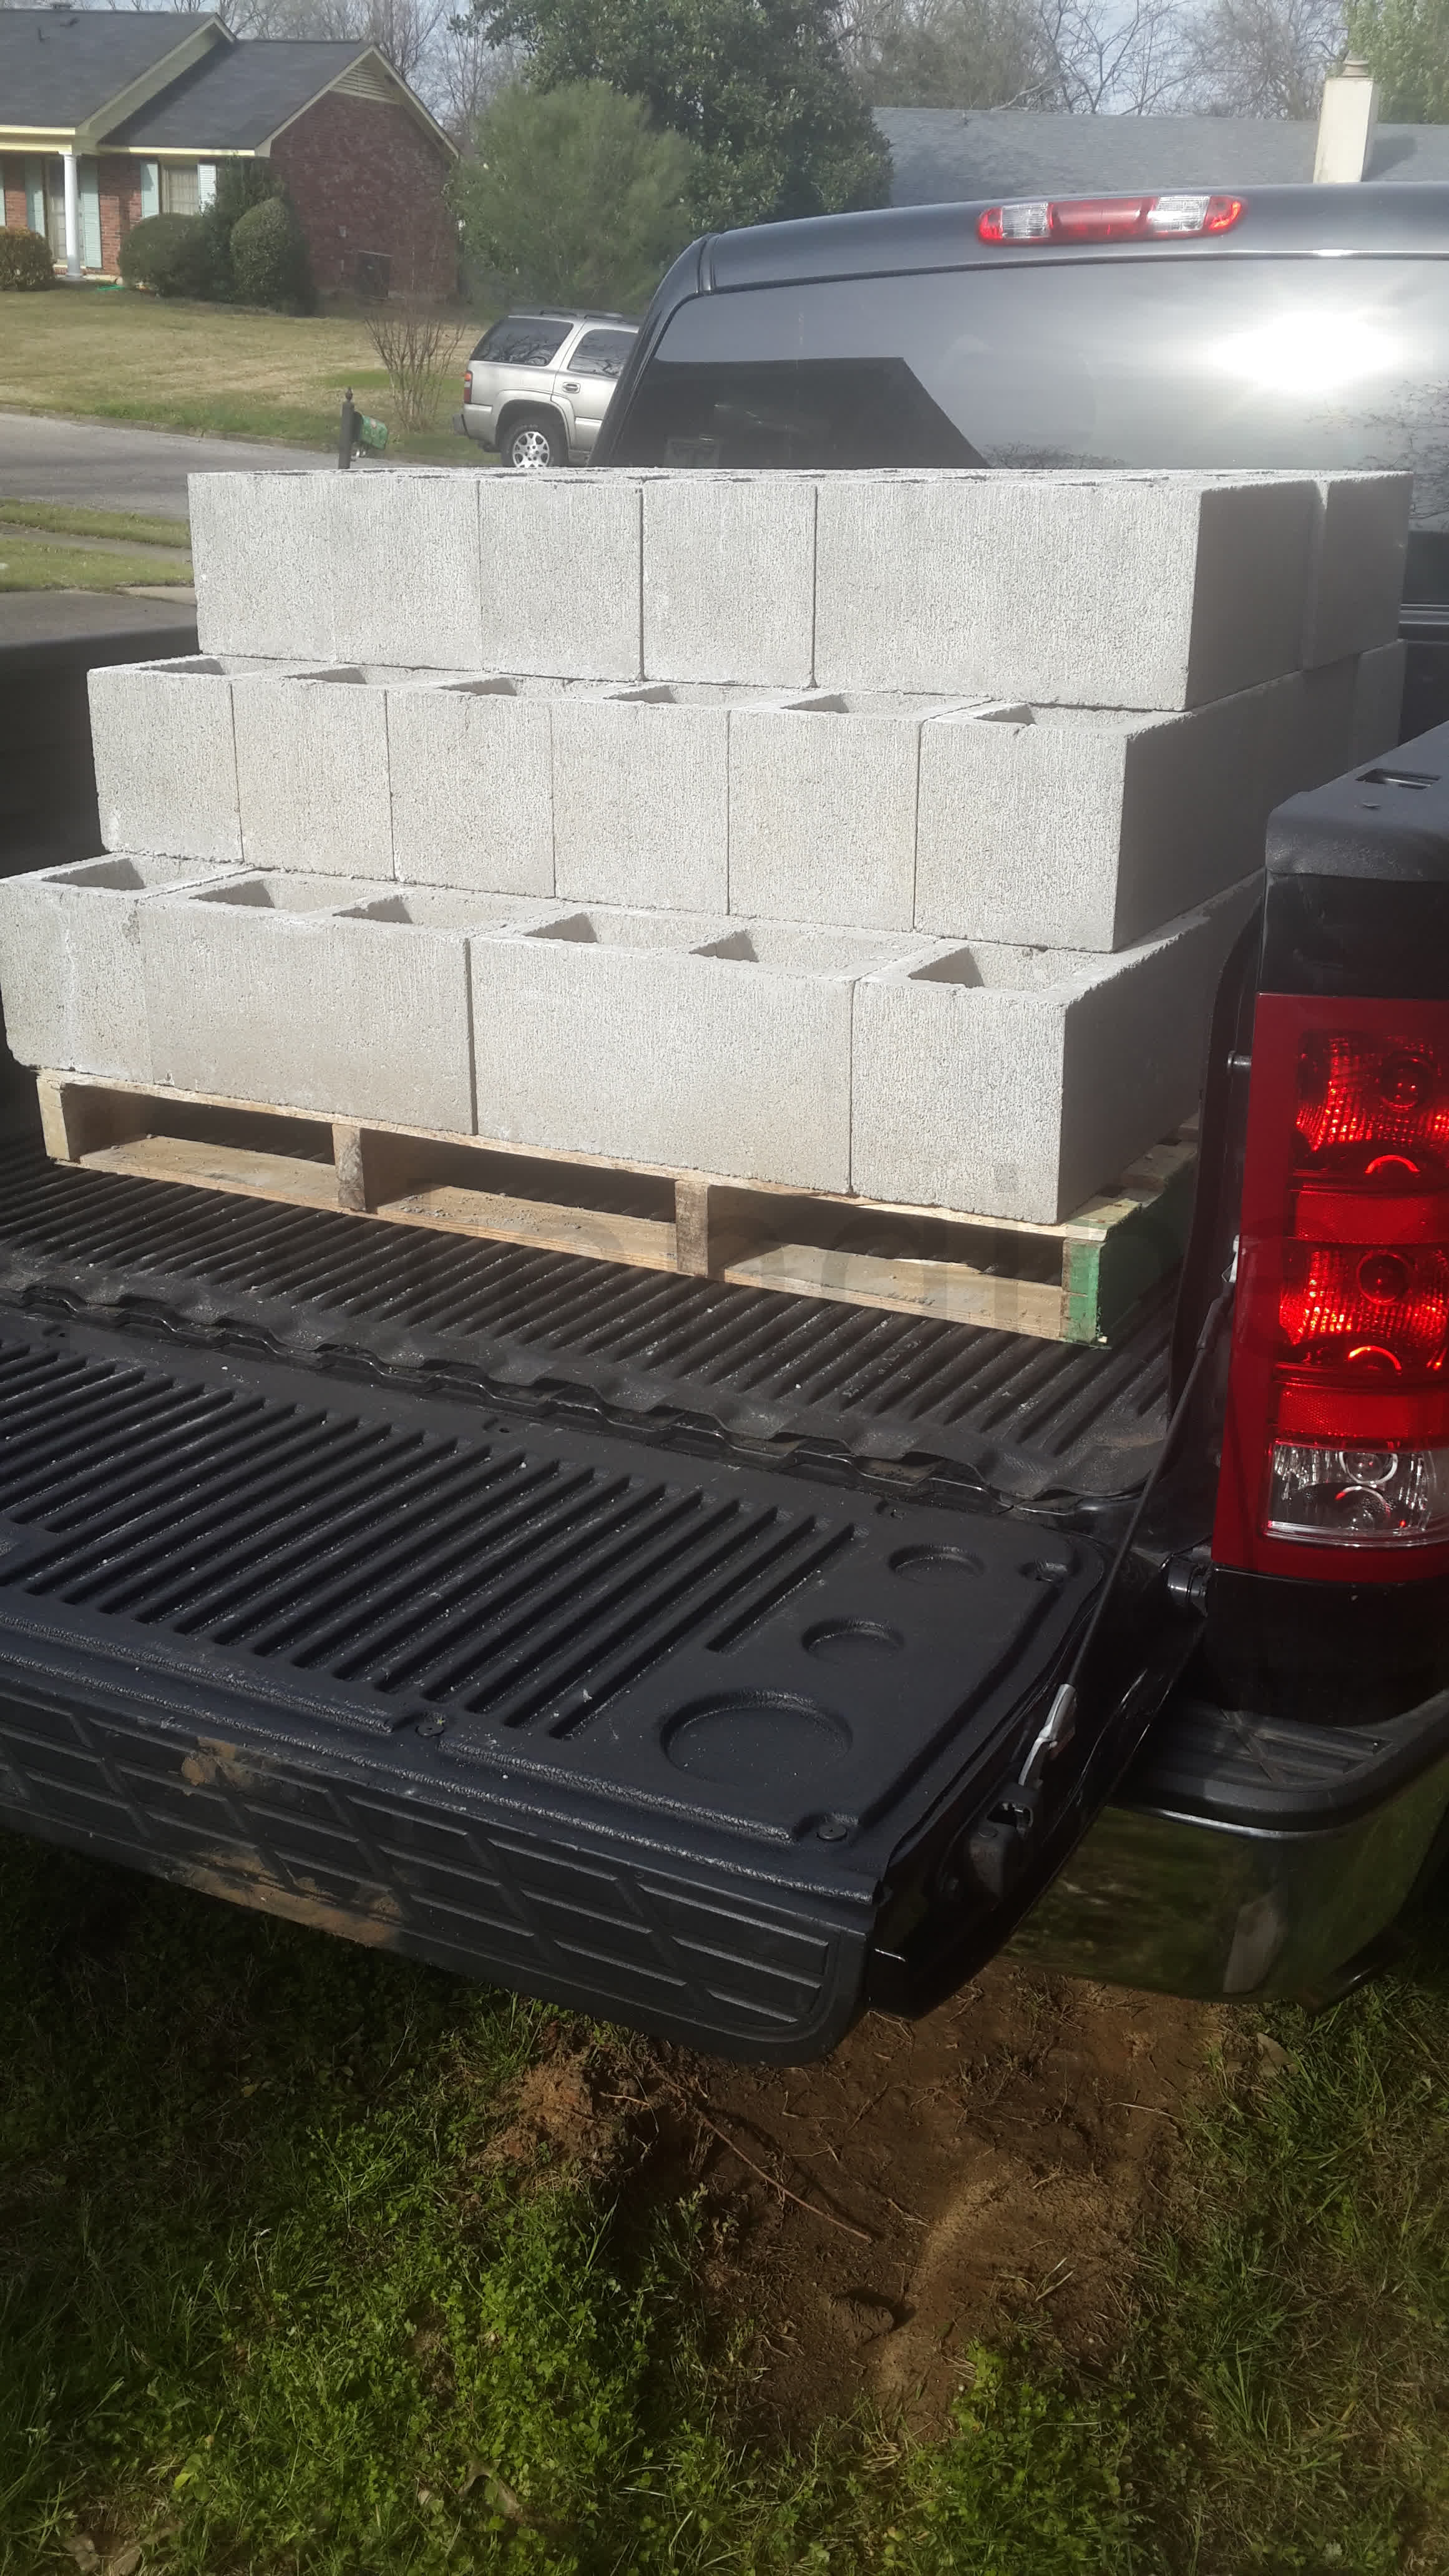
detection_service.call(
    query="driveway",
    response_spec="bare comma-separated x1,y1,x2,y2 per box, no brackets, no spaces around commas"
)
0,413,334,520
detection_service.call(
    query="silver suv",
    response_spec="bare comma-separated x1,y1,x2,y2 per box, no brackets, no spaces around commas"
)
459,310,639,469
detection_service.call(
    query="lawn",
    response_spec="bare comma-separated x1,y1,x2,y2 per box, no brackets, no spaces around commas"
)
1,1827,1445,2576
0,502,193,592
0,285,485,461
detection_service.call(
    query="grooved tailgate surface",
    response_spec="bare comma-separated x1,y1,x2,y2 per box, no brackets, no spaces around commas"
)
0,1143,1171,1496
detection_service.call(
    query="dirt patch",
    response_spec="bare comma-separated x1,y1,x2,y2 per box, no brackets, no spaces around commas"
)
648,1964,1231,2433
481,2046,628,2186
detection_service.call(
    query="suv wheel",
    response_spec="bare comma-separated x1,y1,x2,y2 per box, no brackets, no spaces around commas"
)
504,411,566,471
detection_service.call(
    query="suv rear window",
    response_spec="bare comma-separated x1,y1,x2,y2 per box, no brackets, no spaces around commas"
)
570,327,636,378
612,256,1449,530
472,316,571,366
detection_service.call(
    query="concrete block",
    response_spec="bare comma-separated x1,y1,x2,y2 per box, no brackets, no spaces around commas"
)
728,690,981,930
142,876,555,1131
1302,473,1412,667
1352,640,1407,764
915,680,1295,952
852,877,1260,1224
232,666,392,877
477,472,642,678
0,851,238,1081
471,907,924,1188
812,471,1317,710
88,655,242,867
642,475,816,685
389,676,554,896
552,685,773,912
190,472,336,661
329,472,487,670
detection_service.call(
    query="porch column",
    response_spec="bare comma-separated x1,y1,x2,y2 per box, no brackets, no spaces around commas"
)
61,149,80,277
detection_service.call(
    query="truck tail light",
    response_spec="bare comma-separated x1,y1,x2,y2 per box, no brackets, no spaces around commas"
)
464,368,474,402
1214,995,1449,1579
977,193,1243,246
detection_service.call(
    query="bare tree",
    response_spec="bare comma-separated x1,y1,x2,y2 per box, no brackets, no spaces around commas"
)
841,0,1051,109
430,11,520,140
1182,0,1344,114
1033,0,1192,109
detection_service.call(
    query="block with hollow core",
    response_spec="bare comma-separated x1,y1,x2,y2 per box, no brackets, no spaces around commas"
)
1302,474,1412,668
477,471,642,678
0,851,242,1083
642,474,816,685
851,877,1261,1224
1352,640,1407,764
812,471,1317,710
915,680,1301,953
389,676,555,895
190,472,336,661
88,655,242,868
552,685,776,912
470,909,930,1189
232,666,392,877
141,877,559,1131
728,690,989,931
328,471,486,669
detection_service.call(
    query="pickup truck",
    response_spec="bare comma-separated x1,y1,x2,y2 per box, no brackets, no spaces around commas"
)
2,180,1448,2062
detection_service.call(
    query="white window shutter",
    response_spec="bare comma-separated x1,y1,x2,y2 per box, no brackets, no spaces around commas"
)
140,160,159,220
197,162,217,208
24,157,44,234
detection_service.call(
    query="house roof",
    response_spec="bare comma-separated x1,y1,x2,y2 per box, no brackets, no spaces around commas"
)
104,37,373,149
0,7,215,131
875,105,1449,203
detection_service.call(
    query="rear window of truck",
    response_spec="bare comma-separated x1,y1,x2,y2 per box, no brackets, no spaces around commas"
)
611,256,1449,530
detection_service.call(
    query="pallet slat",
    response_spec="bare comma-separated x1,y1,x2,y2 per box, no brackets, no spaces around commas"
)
34,1071,1196,1346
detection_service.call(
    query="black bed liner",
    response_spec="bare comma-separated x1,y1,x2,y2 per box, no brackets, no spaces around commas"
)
0,1144,1193,2056
0,1143,1171,1505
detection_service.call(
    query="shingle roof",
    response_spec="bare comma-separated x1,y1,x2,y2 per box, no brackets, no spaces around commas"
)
875,105,1449,203
0,7,210,130
103,37,372,149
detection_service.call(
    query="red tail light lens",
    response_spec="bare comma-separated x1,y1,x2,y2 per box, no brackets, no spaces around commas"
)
464,368,474,402
1214,995,1449,1579
978,193,1243,246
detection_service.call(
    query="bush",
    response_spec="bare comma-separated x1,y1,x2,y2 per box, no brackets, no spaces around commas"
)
197,161,283,301
451,80,698,313
229,193,313,313
0,226,54,291
118,213,213,299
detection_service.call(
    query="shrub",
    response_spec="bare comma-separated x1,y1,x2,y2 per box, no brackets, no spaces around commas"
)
229,193,313,313
118,213,212,299
197,161,282,300
451,80,698,313
0,226,54,291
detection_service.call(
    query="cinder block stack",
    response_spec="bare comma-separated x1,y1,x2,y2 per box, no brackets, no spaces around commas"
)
0,462,1411,1226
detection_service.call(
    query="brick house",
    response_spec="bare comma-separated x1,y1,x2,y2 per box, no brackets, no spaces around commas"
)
0,9,456,295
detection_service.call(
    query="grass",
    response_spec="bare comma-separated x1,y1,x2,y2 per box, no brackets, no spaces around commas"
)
0,537,192,592
0,285,482,461
0,500,192,546
1,1830,1446,2575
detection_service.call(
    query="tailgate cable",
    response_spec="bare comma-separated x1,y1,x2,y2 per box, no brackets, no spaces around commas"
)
1016,1262,1236,1793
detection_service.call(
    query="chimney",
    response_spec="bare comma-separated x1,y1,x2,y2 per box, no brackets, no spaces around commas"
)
1314,59,1379,183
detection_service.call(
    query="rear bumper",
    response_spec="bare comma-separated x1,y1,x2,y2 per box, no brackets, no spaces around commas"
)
1008,1686,1449,1999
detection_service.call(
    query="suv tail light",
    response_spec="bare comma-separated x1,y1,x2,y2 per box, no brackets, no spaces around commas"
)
1214,994,1449,1579
978,193,1244,245
464,367,474,402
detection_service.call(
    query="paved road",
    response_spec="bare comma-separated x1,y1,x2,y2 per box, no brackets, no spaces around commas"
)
0,412,333,519
0,588,199,647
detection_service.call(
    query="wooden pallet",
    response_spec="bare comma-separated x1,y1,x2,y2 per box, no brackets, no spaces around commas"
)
35,1072,1198,1347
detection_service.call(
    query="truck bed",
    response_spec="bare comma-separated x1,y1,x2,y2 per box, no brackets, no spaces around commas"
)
0,1139,1176,2059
